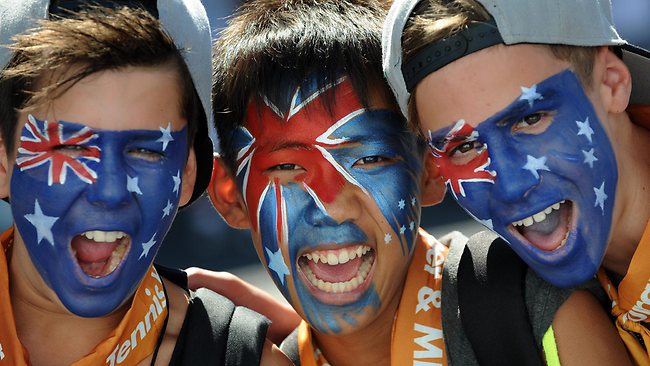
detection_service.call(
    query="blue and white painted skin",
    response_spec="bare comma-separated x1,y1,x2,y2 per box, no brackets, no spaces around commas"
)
11,115,188,317
231,76,423,334
427,69,617,288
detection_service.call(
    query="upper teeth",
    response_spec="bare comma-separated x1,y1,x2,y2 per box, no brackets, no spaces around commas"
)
82,230,127,242
512,200,565,227
302,245,371,265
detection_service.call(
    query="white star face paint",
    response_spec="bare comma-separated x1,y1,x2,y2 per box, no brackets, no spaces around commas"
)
426,70,617,287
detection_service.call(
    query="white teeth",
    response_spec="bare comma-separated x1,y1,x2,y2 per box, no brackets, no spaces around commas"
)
301,253,374,293
512,201,565,227
303,245,371,266
82,230,127,243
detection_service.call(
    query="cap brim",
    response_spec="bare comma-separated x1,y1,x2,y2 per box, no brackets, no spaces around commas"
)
622,44,650,106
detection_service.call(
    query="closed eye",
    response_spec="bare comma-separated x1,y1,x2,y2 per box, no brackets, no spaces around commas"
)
128,148,164,162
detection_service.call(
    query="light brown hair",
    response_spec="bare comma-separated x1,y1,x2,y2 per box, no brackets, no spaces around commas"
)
402,0,597,129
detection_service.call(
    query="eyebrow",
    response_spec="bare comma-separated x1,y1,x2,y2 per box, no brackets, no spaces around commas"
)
270,141,313,152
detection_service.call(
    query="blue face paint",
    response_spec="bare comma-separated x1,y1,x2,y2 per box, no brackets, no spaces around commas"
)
428,70,617,287
233,77,422,334
11,115,188,316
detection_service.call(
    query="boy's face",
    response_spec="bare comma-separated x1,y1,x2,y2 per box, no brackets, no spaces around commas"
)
415,44,617,287
1,67,195,316
231,77,424,334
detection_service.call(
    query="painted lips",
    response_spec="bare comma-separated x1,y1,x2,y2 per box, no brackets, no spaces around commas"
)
298,244,375,304
510,200,573,252
71,231,130,278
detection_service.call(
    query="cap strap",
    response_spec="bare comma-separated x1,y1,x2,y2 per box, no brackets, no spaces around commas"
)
402,18,503,92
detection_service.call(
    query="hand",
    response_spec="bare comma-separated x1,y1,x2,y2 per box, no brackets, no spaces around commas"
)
185,267,301,344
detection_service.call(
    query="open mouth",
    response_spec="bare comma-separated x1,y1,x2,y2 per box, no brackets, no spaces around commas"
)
71,231,131,278
510,200,573,252
298,244,375,301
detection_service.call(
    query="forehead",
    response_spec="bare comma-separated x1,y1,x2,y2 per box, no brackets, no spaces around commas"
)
415,44,572,129
244,79,398,136
27,66,185,132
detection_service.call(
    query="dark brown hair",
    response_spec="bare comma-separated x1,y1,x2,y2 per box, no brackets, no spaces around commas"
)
212,0,400,173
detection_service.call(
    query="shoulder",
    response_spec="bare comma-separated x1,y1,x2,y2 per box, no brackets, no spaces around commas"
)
152,276,190,365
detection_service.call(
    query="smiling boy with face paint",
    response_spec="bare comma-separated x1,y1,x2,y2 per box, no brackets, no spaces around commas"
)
384,0,650,363
0,2,289,365
207,1,465,365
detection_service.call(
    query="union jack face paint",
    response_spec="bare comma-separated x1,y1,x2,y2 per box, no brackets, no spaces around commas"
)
427,70,617,287
233,76,422,334
11,115,188,317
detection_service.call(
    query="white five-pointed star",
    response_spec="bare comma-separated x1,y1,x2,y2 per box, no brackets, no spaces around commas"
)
594,181,608,213
25,200,58,246
398,199,406,210
139,235,157,259
172,171,181,195
480,219,494,230
411,197,416,206
576,118,594,143
582,148,598,168
162,200,173,218
409,222,415,231
384,233,392,244
127,175,143,195
265,247,290,285
157,123,174,151
400,225,406,234
519,85,543,107
523,155,550,179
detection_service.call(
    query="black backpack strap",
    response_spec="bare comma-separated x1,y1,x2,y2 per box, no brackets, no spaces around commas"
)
279,327,301,366
225,304,271,366
169,287,270,365
457,231,543,366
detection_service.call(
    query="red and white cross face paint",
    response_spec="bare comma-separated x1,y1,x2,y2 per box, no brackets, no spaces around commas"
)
231,76,423,334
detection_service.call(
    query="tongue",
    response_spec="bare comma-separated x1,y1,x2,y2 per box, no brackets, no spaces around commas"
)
71,236,119,277
519,202,572,251
306,255,365,283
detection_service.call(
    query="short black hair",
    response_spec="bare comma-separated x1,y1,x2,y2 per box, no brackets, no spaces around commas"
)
213,0,392,171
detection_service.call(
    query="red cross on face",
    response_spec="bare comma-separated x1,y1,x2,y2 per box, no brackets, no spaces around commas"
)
236,78,367,231
16,115,101,186
429,120,496,197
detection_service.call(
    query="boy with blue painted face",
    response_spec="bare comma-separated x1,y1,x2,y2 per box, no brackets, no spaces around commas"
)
384,0,650,362
0,1,287,365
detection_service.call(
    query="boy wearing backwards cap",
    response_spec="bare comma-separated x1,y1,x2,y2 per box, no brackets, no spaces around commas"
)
204,0,627,364
384,0,650,363
0,1,287,365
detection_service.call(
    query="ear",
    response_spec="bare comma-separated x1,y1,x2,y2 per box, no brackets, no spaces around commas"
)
207,155,251,229
593,46,632,114
178,147,197,207
419,152,446,206
0,134,12,200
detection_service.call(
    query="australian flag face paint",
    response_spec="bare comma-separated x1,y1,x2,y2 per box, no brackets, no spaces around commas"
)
233,77,422,334
428,70,617,287
11,115,188,316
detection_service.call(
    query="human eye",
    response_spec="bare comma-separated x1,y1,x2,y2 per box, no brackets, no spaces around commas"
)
512,111,553,134
270,163,302,171
128,147,164,162
353,155,391,168
448,140,485,166
54,144,88,158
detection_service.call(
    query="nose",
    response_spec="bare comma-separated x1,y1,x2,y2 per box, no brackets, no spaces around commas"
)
304,183,363,227
486,140,540,203
85,144,132,208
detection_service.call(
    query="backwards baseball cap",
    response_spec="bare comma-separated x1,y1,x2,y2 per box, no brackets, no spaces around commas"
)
0,0,217,207
382,0,650,117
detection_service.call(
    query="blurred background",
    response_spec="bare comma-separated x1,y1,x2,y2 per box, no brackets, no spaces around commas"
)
1,0,648,301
